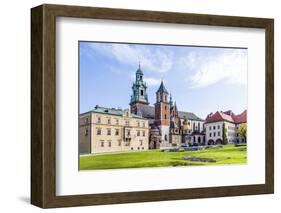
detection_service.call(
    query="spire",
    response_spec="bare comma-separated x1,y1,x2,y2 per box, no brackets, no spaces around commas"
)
174,101,178,111
136,62,143,75
157,80,168,94
169,93,173,108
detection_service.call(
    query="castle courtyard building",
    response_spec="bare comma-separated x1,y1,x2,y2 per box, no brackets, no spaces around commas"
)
205,110,247,145
79,63,247,155
79,106,149,154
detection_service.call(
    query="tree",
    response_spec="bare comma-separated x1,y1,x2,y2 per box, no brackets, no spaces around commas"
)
237,123,247,143
222,123,228,145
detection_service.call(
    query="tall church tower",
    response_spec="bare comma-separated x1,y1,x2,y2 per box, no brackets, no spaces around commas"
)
155,81,170,145
130,64,149,114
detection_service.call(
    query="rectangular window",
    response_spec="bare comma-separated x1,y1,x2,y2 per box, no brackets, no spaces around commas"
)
100,140,104,147
209,126,211,130
137,122,140,127
115,129,119,135
142,131,145,136
118,140,121,146
127,130,131,136
97,128,101,135
107,129,111,135
218,132,220,136
85,128,88,136
125,120,130,126
97,117,101,123
142,122,145,127
218,125,220,129
107,118,111,124
86,117,89,124
140,140,143,146
108,141,111,147
214,132,216,137
213,126,216,130
209,133,211,137
137,130,140,136
115,119,119,125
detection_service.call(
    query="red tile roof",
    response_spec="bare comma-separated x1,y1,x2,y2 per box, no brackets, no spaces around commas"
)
232,110,247,124
205,110,247,124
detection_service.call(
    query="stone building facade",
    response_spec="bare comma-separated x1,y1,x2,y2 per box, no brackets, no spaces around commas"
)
205,110,247,145
79,107,149,154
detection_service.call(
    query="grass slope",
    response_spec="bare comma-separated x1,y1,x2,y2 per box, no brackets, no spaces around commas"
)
80,145,247,170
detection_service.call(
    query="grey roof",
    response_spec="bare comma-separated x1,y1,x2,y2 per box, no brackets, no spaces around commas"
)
136,104,204,121
178,111,204,121
92,106,123,116
135,104,155,119
82,106,145,119
157,81,168,93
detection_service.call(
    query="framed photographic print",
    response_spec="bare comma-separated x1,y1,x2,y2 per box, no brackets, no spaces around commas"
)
31,4,274,208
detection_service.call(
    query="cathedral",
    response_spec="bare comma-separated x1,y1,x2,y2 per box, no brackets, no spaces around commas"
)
130,64,205,149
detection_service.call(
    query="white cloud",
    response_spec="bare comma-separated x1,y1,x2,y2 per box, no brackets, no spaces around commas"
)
183,49,247,88
144,77,161,86
85,43,247,88
88,43,173,73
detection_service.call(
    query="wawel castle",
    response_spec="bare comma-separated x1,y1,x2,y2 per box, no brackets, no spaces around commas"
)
79,65,247,154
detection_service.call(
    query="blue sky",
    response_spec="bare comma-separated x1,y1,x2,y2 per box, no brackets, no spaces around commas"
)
79,42,247,119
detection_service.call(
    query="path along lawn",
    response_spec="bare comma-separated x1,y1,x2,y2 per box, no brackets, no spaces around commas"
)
79,145,247,170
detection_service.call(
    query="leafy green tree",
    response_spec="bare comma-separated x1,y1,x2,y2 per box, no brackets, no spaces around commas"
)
222,123,228,145
237,123,247,143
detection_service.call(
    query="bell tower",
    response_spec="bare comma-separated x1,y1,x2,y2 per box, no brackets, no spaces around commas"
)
130,63,149,114
155,80,170,144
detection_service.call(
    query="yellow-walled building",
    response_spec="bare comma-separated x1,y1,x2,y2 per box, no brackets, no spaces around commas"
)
79,106,149,154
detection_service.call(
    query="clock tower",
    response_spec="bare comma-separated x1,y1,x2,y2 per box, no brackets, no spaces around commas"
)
155,80,170,145
130,64,149,114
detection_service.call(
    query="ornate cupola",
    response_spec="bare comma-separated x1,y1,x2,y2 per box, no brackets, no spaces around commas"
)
130,63,149,114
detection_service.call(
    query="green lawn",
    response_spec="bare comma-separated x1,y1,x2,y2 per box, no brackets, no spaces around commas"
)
79,145,247,170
